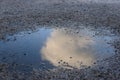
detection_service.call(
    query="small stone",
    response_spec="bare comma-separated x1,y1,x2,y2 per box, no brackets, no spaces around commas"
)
70,57,72,59
24,53,27,56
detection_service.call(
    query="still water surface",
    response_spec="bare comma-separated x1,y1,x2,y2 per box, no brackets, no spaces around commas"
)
0,26,117,69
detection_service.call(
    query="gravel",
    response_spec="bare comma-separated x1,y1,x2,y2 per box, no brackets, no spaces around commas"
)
0,0,120,80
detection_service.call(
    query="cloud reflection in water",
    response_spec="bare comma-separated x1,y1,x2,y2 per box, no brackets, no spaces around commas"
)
41,28,114,68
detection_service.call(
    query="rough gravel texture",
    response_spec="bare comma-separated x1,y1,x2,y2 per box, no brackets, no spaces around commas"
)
0,0,120,80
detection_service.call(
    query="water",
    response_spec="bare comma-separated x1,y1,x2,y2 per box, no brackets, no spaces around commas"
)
0,26,117,70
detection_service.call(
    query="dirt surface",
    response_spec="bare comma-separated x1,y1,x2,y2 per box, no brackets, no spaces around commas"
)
0,0,120,80
0,2,120,38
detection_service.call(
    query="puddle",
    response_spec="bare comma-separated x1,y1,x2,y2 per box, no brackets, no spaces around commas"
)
0,26,118,70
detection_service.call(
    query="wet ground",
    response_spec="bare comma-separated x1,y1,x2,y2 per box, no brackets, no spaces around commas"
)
0,26,117,69
0,25,119,80
0,1,120,80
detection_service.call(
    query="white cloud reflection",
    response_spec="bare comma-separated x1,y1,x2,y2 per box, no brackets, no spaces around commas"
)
41,28,114,68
